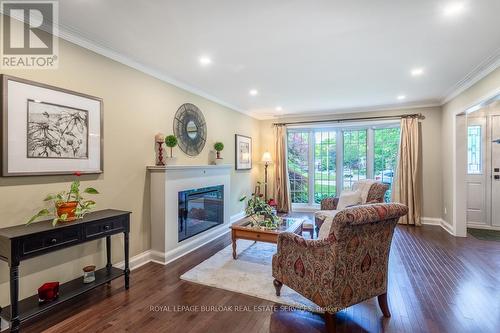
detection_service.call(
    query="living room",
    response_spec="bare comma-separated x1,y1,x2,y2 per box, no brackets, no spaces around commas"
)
0,1,499,333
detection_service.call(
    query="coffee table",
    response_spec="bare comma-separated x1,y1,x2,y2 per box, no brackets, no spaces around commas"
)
230,217,305,259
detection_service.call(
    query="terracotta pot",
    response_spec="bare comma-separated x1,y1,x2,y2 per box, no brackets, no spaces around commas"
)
56,201,78,221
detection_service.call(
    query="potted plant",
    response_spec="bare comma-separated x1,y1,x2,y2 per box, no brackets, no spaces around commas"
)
165,135,178,164
239,183,280,229
27,172,99,226
214,142,224,165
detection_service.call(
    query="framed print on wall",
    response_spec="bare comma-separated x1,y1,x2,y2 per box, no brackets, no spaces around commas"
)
235,134,252,170
1,75,103,176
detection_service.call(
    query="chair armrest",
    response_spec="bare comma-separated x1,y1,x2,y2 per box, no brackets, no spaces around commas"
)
321,197,339,210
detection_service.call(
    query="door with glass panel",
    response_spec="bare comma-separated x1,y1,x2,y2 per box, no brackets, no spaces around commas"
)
465,117,487,226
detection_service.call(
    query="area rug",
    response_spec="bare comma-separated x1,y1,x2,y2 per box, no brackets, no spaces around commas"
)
180,240,322,312
468,228,500,242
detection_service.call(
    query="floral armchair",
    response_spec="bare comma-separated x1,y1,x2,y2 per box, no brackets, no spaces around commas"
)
315,180,389,231
272,203,408,329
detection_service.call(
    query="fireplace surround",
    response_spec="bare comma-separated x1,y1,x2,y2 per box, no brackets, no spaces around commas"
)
148,165,232,264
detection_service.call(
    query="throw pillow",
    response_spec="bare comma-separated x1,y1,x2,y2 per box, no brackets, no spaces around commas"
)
337,190,362,210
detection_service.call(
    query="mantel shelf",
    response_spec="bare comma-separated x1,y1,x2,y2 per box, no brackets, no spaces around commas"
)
146,164,233,171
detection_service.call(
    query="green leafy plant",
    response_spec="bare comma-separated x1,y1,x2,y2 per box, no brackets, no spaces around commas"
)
27,172,99,226
239,183,280,229
214,142,224,159
165,135,178,158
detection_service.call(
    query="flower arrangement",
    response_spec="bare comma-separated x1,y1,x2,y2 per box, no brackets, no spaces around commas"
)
239,182,280,229
27,172,99,226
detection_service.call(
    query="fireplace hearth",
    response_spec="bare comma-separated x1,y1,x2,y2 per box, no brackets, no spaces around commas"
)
178,185,224,242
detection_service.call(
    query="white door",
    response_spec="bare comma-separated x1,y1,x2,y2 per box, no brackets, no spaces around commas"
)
466,117,487,225
490,115,500,227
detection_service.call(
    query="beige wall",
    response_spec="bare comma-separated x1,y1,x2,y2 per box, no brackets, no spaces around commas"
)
0,39,261,304
441,67,500,229
260,106,443,219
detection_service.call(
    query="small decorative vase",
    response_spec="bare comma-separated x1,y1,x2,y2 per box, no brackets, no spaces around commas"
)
214,158,224,165
165,156,177,165
55,201,78,221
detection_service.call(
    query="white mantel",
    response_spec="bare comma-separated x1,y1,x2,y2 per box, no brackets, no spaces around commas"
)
147,164,232,265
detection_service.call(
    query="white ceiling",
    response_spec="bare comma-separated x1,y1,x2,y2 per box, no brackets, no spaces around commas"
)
58,0,500,119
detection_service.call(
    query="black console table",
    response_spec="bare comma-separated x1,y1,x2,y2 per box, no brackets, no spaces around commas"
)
0,209,131,332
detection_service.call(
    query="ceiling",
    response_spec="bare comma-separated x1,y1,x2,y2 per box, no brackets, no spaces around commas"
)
57,1,500,119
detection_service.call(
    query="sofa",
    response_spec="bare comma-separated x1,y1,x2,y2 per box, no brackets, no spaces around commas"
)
315,180,389,232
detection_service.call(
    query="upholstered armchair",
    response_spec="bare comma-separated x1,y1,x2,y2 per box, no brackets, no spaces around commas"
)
272,203,408,331
315,180,389,232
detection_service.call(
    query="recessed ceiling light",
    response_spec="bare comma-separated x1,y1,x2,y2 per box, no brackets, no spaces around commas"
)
411,68,424,76
397,95,406,100
199,56,212,66
443,2,466,17
249,89,259,96
275,106,283,111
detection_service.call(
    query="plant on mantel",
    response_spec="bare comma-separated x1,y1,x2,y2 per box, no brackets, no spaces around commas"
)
165,135,178,158
27,172,99,226
239,182,280,229
214,142,224,159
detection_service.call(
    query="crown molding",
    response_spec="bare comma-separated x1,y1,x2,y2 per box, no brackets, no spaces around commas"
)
442,48,500,104
268,100,441,120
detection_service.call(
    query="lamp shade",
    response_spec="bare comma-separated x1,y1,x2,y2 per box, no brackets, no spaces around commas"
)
261,152,272,163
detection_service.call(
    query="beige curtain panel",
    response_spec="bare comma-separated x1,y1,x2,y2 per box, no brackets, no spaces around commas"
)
392,117,422,225
274,125,291,213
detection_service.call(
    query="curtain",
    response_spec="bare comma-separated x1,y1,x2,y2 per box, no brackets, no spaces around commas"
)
392,117,422,225
274,125,291,213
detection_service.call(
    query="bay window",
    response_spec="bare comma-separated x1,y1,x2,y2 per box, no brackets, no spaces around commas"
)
287,123,400,207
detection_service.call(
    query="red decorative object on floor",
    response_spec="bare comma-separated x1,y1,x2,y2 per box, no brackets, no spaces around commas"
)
38,282,59,303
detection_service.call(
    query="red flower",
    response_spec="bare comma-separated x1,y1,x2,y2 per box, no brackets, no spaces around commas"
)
74,171,82,177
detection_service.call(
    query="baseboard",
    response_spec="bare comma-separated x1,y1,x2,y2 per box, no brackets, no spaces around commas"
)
466,223,500,231
115,211,244,270
422,217,455,236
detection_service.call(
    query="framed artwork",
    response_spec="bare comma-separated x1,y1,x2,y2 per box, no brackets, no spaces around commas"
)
1,75,103,176
235,134,252,170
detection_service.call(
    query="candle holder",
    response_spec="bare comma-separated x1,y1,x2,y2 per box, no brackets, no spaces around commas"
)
155,133,165,166
83,265,96,284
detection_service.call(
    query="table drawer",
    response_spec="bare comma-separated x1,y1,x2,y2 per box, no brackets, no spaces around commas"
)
21,228,81,256
84,217,125,239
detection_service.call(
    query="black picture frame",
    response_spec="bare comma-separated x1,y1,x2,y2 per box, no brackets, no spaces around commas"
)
235,134,252,170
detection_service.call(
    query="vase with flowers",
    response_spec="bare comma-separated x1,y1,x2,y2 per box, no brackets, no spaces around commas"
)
27,172,99,226
239,182,280,229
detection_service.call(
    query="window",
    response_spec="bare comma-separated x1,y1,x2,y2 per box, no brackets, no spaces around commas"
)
314,131,336,203
287,123,400,206
374,128,401,201
467,125,482,174
343,130,367,189
287,131,309,203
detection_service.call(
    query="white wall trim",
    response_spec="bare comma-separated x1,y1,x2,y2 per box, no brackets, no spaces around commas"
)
442,48,500,104
114,211,245,270
466,223,500,231
421,217,455,236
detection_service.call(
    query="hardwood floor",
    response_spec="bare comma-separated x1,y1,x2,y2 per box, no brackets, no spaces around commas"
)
20,223,500,333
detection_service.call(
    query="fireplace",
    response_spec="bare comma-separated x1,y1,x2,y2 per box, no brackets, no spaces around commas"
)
178,185,224,242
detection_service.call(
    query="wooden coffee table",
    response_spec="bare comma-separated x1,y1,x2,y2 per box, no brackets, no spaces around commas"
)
230,217,305,259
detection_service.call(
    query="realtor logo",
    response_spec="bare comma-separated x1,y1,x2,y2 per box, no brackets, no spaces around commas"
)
1,1,58,68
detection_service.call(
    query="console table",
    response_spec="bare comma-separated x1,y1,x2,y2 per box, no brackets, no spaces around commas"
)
0,209,131,332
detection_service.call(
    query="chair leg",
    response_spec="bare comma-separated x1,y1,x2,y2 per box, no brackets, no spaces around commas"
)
377,292,391,317
324,312,336,333
273,279,283,296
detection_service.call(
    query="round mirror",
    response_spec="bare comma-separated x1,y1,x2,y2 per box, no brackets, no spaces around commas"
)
186,121,198,139
173,103,207,156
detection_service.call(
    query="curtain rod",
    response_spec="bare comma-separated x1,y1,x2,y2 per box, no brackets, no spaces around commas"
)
272,113,425,126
